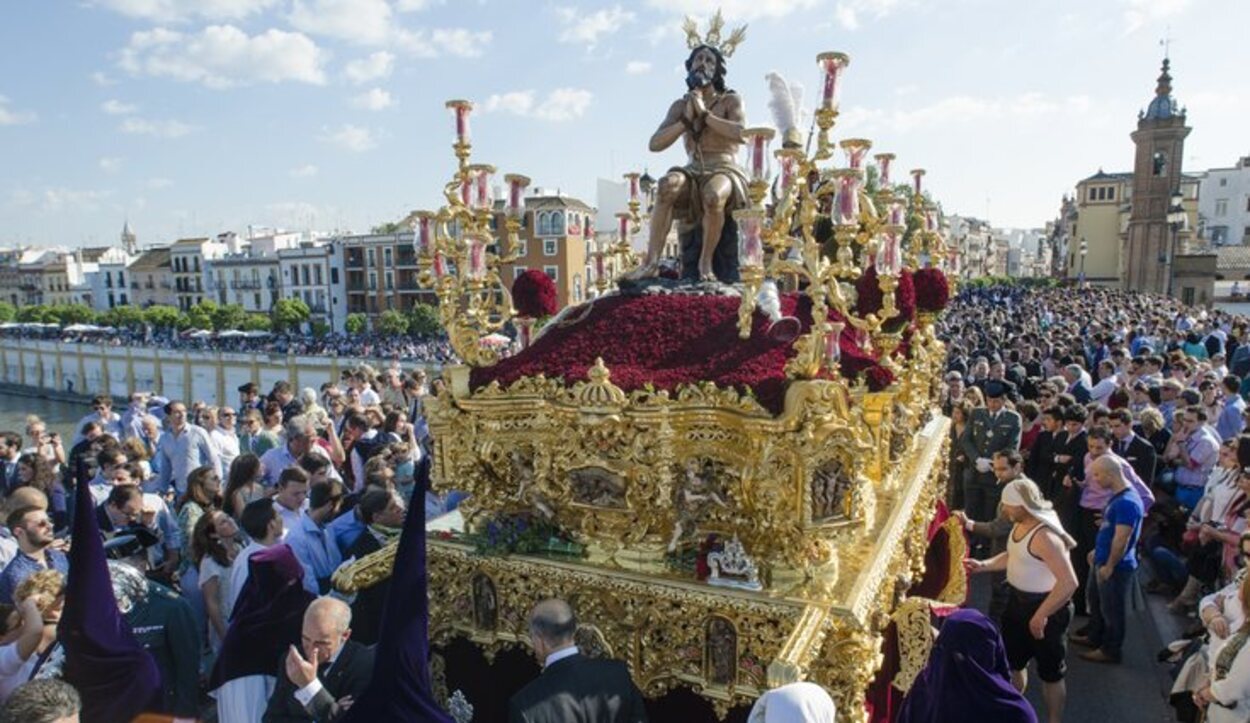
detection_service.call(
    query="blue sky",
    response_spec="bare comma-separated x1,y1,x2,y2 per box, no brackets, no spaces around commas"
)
0,0,1246,247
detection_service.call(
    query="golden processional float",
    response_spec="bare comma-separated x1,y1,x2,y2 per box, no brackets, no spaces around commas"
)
336,11,965,723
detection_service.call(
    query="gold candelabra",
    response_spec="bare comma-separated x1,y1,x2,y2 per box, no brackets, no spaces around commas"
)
733,51,954,381
410,99,530,367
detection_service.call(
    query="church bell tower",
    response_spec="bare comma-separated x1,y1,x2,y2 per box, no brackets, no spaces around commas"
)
1122,58,1190,294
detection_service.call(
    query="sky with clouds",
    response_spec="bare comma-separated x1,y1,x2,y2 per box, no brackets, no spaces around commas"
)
0,0,1245,247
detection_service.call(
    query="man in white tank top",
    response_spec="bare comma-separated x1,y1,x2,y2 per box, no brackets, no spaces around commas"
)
966,477,1079,723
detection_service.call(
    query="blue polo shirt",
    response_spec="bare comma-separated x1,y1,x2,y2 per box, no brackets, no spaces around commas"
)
0,548,69,604
1094,487,1143,571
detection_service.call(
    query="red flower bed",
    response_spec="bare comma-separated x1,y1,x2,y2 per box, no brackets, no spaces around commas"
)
470,292,896,415
511,269,559,318
913,267,950,312
856,267,915,332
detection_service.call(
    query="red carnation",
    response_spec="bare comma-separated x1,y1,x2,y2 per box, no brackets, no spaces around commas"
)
512,269,559,318
854,264,884,317
913,267,950,312
866,365,895,391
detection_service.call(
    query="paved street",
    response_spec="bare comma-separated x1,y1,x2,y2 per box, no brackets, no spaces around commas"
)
969,574,1180,723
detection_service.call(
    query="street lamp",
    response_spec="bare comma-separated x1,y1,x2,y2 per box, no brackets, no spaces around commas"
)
1165,190,1187,297
1078,236,1088,282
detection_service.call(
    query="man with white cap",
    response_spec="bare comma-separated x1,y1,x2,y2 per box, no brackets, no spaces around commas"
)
746,681,835,723
965,476,1078,723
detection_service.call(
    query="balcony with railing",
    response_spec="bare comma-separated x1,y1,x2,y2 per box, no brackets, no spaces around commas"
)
345,252,364,268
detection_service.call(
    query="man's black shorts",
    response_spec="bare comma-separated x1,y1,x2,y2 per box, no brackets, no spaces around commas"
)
1002,586,1071,682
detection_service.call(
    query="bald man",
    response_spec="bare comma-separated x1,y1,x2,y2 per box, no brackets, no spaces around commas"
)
509,598,647,723
1071,456,1143,666
263,597,375,723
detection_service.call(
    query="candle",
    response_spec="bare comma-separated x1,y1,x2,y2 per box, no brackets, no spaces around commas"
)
875,153,894,188
836,172,861,225
889,202,904,227
911,168,925,197
460,178,471,206
594,250,605,281
475,170,490,210
415,213,432,254
617,213,630,242
841,139,871,170
625,173,640,203
467,236,487,280
816,52,850,111
752,135,765,179
432,250,446,278
446,100,472,145
884,232,899,274
778,151,797,190
925,209,938,232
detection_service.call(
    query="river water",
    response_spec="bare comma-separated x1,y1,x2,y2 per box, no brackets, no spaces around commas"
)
0,392,89,443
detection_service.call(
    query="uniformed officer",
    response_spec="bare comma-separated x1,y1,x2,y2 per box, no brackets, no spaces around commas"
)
107,555,202,718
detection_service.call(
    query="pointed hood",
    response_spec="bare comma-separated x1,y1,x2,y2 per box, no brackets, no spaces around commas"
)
57,475,161,722
341,492,453,722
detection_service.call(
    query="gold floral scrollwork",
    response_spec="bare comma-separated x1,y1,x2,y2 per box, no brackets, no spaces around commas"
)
936,516,969,604
890,597,952,694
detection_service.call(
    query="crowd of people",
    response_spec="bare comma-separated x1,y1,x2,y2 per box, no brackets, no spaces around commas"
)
0,360,462,721
0,326,460,364
932,283,1250,723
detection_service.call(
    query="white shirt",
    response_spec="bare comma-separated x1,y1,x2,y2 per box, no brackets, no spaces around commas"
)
210,428,240,479
227,540,271,612
292,644,347,708
358,387,380,407
544,645,579,669
274,499,309,540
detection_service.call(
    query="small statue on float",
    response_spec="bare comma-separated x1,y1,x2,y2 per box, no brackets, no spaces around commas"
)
667,460,729,553
623,12,748,284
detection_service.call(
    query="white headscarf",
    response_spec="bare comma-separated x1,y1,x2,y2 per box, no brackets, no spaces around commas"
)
747,682,836,723
1001,478,1077,549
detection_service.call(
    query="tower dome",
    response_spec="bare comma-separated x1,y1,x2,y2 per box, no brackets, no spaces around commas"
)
1142,58,1182,121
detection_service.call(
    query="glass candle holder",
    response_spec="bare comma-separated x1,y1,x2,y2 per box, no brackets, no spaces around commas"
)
888,201,905,227
742,127,775,184
825,321,846,367
616,212,630,244
874,153,895,188
432,250,447,279
835,170,863,226
445,100,472,145
911,168,926,197
776,149,801,191
816,52,850,111
735,208,765,268
504,174,529,219
466,234,488,281
624,172,641,204
840,139,871,170
414,212,434,255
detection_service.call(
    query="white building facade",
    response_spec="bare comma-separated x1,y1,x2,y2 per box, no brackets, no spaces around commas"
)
1200,155,1250,246
278,242,337,330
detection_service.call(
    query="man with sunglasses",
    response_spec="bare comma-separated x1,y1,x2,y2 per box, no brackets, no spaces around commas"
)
72,394,123,446
0,506,68,604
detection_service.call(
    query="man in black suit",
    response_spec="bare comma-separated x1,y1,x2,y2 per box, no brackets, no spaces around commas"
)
1107,408,1157,487
0,431,21,496
509,599,648,723
264,597,375,723
344,488,406,646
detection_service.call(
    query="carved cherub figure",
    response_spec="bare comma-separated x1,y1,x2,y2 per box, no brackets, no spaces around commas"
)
667,460,729,553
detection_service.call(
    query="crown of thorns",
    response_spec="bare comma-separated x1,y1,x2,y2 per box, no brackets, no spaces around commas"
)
682,10,747,58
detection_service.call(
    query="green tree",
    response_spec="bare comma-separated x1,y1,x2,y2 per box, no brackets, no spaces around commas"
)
310,320,330,337
344,313,367,334
0,301,15,323
185,304,214,330
271,298,311,332
371,221,404,234
101,305,145,329
142,305,181,330
406,302,442,336
16,305,51,323
241,313,272,332
49,304,98,325
211,303,248,331
376,309,408,336
175,312,192,331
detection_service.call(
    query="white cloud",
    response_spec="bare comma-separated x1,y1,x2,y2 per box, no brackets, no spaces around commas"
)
40,187,114,213
351,88,393,110
832,0,905,30
289,164,319,178
98,157,123,173
395,0,433,10
625,60,652,75
321,124,377,151
92,0,281,23
101,99,138,115
838,92,1097,135
119,25,326,88
428,28,492,57
556,5,634,48
483,88,592,122
91,71,118,86
343,51,394,84
644,0,817,21
120,117,197,138
146,177,174,189
0,96,36,126
290,0,394,45
1121,0,1192,35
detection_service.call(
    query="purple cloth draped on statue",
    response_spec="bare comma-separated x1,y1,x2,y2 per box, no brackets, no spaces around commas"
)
341,484,452,722
895,609,1037,723
209,544,314,688
58,466,162,722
